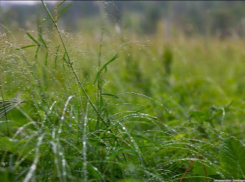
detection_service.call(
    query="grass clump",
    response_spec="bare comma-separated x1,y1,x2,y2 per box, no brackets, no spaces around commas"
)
0,1,245,182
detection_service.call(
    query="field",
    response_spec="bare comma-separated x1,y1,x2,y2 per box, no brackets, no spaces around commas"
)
1,1,245,182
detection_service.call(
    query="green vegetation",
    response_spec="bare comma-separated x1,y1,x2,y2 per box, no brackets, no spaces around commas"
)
0,1,245,182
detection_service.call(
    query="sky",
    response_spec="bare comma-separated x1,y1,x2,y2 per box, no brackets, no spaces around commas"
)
0,1,57,6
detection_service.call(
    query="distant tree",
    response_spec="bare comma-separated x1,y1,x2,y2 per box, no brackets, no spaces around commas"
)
141,3,161,34
210,8,235,38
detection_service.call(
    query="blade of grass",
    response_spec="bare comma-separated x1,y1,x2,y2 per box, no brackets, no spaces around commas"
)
102,93,119,99
16,45,37,50
40,0,66,24
34,46,41,62
96,28,104,129
26,32,40,46
94,54,119,84
41,0,109,127
38,34,47,49
56,3,72,22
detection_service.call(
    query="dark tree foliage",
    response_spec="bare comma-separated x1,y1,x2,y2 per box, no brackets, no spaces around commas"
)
2,1,245,37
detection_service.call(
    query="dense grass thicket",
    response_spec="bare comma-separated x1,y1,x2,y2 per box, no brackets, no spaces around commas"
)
1,1,245,182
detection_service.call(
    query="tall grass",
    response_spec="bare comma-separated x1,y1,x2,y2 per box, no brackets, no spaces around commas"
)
0,1,245,182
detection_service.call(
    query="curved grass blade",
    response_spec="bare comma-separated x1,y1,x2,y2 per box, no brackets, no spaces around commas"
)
0,98,23,119
102,93,119,99
94,54,119,84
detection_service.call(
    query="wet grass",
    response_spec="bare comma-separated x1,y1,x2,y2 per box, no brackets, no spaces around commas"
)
1,1,245,182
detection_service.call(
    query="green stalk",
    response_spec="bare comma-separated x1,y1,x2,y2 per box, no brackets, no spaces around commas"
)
96,28,104,129
41,0,108,127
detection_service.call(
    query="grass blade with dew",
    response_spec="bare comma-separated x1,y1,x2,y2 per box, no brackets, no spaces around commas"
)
40,0,66,24
0,98,23,119
26,32,40,46
41,0,110,127
16,45,37,50
94,54,119,84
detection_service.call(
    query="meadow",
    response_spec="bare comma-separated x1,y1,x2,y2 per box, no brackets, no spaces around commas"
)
0,1,245,182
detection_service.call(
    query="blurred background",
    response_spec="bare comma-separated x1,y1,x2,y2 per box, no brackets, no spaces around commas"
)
1,1,245,39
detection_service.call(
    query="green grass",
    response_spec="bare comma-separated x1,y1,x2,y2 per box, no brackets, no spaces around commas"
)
1,1,245,182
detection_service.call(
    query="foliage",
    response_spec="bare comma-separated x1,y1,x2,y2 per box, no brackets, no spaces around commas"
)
0,1,245,182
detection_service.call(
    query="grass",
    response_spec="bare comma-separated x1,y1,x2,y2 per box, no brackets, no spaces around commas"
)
1,1,245,182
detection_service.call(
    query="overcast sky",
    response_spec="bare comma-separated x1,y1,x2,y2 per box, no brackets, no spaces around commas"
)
0,1,57,6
